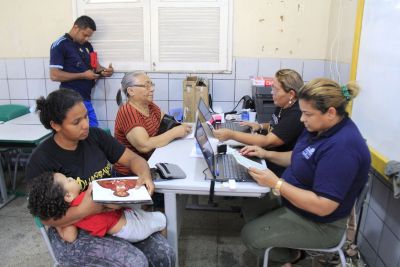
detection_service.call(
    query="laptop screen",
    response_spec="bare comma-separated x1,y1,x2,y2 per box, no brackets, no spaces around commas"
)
198,98,213,121
194,119,216,178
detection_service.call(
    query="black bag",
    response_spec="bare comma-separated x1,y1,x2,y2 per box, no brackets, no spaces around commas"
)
157,114,181,135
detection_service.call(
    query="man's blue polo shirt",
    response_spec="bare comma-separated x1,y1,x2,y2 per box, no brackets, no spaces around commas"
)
282,116,371,223
50,33,95,100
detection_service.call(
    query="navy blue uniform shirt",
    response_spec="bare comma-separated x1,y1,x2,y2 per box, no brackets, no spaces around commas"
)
282,116,371,223
50,33,95,100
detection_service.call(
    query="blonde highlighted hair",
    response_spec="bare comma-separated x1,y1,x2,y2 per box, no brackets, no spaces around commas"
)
275,69,304,95
298,78,360,116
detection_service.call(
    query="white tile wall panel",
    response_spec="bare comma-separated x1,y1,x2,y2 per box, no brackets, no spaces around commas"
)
45,79,60,95
92,100,107,121
27,79,46,99
154,100,169,114
106,99,119,121
43,58,50,79
212,101,234,113
8,79,28,99
302,60,325,81
153,78,169,101
0,79,10,99
0,59,7,79
212,79,234,102
92,79,106,100
235,58,258,80
258,58,280,77
6,59,26,79
25,58,45,79
10,99,29,106
377,225,400,267
169,79,184,101
234,79,252,102
280,58,303,76
104,78,121,100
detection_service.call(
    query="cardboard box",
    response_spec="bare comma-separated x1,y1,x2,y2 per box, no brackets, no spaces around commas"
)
183,76,209,122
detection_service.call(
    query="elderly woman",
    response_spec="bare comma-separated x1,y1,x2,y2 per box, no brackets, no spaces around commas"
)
213,69,305,175
240,78,371,266
114,71,192,176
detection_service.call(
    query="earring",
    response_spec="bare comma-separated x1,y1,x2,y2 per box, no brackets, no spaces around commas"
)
289,98,292,105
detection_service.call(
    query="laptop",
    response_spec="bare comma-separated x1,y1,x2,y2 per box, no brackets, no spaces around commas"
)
197,98,250,133
194,119,262,182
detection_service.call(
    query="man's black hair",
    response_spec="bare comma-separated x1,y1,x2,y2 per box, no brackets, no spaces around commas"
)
28,172,70,221
74,15,96,31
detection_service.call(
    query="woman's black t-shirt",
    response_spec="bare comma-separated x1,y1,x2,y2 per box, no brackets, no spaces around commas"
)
26,127,125,190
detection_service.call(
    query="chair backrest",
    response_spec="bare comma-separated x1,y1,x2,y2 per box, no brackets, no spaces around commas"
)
355,176,371,216
169,108,183,122
34,217,59,266
0,104,29,122
102,127,112,136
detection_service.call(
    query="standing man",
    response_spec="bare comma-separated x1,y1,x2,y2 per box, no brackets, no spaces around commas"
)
49,15,113,127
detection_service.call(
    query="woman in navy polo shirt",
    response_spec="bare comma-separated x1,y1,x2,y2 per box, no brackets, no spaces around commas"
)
240,78,371,266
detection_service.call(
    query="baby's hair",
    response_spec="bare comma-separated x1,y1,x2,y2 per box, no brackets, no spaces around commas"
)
28,172,70,221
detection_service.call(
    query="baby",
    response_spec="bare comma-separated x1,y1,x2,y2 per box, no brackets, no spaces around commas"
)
28,172,166,243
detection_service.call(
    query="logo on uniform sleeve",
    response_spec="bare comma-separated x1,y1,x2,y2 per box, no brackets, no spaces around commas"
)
302,146,315,159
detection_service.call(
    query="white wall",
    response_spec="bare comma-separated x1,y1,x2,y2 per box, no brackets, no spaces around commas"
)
0,0,356,61
325,0,358,63
234,0,331,59
0,0,72,57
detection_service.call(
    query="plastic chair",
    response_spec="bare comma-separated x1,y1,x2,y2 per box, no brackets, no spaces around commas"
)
102,127,112,136
0,104,30,190
34,217,59,267
169,108,183,122
263,178,371,267
0,104,29,122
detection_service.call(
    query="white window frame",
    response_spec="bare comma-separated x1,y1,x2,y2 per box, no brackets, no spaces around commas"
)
73,0,232,73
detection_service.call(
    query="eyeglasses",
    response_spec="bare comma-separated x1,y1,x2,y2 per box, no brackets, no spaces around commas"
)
132,82,155,89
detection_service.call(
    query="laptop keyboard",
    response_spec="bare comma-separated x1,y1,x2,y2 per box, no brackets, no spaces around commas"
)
216,121,250,132
221,154,253,182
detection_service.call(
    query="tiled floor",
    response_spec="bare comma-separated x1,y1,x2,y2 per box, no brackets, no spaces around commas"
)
0,173,257,267
0,174,365,267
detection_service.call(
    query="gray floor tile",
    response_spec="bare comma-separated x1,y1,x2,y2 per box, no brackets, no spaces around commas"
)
0,209,52,266
179,228,218,267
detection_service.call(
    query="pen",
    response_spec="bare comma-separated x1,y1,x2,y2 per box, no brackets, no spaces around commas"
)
215,160,219,176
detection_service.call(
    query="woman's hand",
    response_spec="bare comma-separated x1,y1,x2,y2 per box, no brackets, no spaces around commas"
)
172,124,192,138
213,128,233,141
239,121,261,131
240,145,267,159
248,167,279,188
136,175,155,196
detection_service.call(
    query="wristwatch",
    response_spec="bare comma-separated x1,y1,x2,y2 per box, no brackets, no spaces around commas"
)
272,178,284,196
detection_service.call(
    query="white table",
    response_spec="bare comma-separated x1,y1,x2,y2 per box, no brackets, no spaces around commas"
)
148,138,269,267
5,112,42,125
0,124,52,208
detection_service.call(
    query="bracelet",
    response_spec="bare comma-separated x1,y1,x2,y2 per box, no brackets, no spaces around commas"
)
272,178,284,196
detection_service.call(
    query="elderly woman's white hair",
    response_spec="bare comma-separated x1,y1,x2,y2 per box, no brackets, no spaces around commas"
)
116,71,146,106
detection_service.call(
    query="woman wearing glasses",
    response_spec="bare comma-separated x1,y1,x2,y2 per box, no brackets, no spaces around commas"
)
213,69,304,176
114,72,192,177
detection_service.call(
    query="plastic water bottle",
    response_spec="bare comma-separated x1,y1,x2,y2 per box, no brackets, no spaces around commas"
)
241,110,249,121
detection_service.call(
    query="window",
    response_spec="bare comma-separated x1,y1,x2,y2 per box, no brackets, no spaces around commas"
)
74,0,232,72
